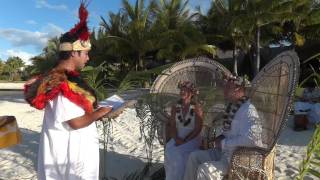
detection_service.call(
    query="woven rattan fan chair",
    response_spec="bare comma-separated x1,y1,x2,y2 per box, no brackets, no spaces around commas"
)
136,51,299,179
226,50,300,180
147,57,232,145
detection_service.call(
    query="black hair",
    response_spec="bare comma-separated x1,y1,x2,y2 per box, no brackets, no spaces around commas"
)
57,32,82,62
58,51,72,60
59,32,78,44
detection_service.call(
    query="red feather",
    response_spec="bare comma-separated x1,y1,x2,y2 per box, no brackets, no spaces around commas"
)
69,2,90,41
30,81,94,113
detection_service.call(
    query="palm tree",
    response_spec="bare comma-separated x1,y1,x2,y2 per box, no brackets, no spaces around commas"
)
151,0,211,61
228,0,294,75
205,0,253,75
30,37,59,74
100,12,135,71
286,0,320,46
101,0,156,71
5,56,25,81
0,60,5,77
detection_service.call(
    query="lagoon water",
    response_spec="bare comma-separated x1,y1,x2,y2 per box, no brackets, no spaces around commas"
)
0,90,23,96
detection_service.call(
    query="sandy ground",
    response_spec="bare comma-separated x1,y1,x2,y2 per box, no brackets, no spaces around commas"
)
0,91,315,180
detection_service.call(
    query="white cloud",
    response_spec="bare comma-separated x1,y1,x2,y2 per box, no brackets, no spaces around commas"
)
0,23,64,51
0,29,47,49
26,20,37,25
6,50,35,65
35,0,68,11
42,23,64,36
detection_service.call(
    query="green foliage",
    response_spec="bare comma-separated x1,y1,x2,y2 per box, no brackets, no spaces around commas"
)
303,52,320,64
291,0,320,42
29,37,59,75
299,53,320,87
101,0,157,70
151,0,209,61
81,62,109,101
117,63,172,92
0,60,6,80
297,51,320,179
27,0,320,89
297,124,320,179
2,56,25,81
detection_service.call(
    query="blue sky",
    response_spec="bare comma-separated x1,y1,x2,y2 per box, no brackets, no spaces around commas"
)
0,0,211,65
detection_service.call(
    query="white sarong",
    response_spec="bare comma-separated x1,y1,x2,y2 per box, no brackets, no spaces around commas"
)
165,128,201,180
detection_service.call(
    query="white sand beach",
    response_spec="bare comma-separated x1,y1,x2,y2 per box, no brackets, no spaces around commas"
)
0,90,315,180
0,83,25,90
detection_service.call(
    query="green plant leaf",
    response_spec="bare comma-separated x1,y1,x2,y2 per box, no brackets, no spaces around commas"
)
308,168,320,178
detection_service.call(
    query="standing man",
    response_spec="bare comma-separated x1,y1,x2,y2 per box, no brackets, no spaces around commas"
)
184,75,262,180
24,2,112,180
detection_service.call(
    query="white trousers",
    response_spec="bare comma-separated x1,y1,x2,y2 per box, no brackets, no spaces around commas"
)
184,149,228,180
165,136,201,180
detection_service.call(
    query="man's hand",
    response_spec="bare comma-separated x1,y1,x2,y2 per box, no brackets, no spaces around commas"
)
107,109,124,119
175,138,184,146
67,106,113,129
96,107,112,120
25,76,39,86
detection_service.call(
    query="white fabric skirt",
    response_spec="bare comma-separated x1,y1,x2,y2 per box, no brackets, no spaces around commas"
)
164,129,201,180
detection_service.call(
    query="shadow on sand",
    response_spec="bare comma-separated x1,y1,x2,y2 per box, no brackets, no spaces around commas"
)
276,117,315,147
100,150,163,180
0,91,26,104
0,128,39,179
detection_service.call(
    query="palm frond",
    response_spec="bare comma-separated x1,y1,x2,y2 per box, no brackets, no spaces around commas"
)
117,63,173,92
303,52,320,64
297,124,320,179
81,62,109,100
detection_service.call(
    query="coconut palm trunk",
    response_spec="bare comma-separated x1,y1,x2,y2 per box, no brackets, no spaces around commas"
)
255,26,261,76
233,46,238,76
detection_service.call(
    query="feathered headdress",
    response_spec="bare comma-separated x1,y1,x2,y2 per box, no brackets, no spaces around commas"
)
59,1,91,51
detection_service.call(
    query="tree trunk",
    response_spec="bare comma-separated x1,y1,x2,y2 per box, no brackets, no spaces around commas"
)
255,26,261,76
138,53,144,70
233,46,238,76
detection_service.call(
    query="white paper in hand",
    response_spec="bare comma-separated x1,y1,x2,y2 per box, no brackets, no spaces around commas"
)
98,95,125,111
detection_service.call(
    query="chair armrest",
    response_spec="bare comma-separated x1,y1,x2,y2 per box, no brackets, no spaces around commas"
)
227,146,271,180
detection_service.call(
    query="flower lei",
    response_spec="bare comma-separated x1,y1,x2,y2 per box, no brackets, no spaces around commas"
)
222,96,249,132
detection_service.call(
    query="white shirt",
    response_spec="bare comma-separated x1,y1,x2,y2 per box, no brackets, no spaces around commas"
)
221,101,262,161
37,93,99,180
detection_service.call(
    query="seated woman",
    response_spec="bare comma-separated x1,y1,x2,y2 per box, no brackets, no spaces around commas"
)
164,81,203,180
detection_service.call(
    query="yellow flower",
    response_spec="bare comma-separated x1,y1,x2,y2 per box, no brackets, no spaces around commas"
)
295,33,305,47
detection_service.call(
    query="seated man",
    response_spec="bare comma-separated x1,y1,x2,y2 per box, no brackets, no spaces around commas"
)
184,75,262,180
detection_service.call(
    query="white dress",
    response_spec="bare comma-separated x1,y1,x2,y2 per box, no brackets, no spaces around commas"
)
164,104,201,180
37,94,99,180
